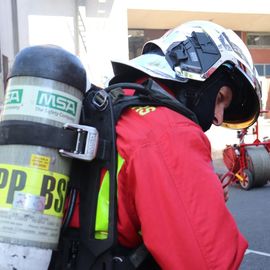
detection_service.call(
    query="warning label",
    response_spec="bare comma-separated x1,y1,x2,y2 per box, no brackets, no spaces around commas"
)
30,154,51,170
0,208,62,247
0,163,69,218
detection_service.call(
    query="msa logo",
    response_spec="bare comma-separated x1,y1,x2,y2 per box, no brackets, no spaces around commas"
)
37,91,77,116
5,89,23,104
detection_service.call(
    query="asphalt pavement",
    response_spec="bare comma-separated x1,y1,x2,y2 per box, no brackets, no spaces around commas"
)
228,182,270,270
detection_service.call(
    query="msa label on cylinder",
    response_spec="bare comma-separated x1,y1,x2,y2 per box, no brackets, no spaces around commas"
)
3,85,82,124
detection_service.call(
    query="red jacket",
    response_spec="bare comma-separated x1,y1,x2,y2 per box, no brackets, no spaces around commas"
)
115,104,248,269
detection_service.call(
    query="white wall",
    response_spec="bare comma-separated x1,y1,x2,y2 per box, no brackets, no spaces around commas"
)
0,0,128,89
84,0,128,86
261,77,270,110
0,0,14,102
0,0,79,103
0,0,14,59
0,0,78,62
17,0,76,53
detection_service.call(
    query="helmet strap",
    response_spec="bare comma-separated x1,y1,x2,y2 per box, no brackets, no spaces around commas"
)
182,68,235,131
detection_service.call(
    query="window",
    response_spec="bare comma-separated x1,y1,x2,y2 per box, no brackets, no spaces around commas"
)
255,64,264,76
265,65,270,76
128,30,145,59
247,33,270,48
255,64,270,77
128,29,168,59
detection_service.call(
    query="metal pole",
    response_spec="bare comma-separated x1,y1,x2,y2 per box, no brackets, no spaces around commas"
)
11,0,19,55
74,0,79,55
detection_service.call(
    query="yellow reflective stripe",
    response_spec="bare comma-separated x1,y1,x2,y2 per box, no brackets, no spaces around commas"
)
95,170,110,239
95,154,125,239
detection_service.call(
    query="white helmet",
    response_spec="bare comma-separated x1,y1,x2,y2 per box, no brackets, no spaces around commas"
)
111,20,261,129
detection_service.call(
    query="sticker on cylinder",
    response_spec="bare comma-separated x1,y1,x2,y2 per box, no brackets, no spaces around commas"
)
13,192,46,212
0,163,69,218
30,154,51,171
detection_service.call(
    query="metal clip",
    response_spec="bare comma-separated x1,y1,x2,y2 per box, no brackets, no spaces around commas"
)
92,90,108,111
59,123,99,161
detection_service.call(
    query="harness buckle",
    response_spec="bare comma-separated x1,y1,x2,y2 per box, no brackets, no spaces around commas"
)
93,90,109,111
59,123,99,161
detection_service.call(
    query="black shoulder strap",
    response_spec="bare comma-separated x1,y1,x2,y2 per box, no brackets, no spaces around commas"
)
107,79,198,124
49,88,118,270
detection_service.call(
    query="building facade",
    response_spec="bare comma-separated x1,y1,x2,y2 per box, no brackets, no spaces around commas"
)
1,0,270,106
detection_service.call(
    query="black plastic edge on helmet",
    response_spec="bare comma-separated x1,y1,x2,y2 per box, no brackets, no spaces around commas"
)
8,45,86,93
165,31,221,76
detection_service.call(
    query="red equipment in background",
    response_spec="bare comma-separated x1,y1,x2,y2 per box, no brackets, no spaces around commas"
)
223,111,270,190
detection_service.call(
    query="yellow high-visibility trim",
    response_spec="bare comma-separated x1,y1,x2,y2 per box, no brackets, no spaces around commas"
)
222,117,256,130
95,154,125,239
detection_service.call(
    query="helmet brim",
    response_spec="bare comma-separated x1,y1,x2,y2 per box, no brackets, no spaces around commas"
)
111,53,187,84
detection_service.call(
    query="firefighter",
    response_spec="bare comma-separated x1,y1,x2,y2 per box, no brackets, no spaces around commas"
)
51,20,261,270
107,20,261,269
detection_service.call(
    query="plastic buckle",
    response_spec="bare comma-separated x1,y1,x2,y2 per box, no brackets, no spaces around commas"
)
59,123,99,161
92,90,108,111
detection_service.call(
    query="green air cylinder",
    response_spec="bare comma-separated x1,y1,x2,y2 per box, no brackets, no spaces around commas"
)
0,45,86,249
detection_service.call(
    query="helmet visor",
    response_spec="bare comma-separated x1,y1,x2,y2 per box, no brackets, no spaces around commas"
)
222,66,261,129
